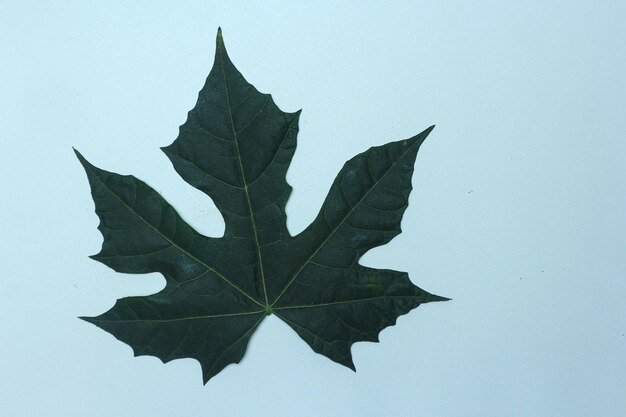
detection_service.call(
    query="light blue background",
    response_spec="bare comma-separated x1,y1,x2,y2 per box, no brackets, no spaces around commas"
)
1,1,624,416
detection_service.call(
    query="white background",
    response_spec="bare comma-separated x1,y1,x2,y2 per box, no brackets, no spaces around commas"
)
1,1,624,416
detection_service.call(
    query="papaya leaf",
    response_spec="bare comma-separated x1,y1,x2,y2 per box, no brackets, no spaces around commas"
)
76,28,448,384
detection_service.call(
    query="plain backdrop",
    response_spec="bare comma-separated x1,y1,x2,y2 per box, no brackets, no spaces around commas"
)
1,1,624,416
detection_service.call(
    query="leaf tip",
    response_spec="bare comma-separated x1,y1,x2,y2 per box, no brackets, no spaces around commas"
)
73,147,84,161
160,144,173,156
421,124,436,139
201,365,220,385
216,27,224,47
73,148,95,172
431,293,451,303
78,315,96,324
340,354,357,372
403,124,436,152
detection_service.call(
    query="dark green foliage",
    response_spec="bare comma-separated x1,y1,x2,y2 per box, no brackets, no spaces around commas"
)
76,29,447,384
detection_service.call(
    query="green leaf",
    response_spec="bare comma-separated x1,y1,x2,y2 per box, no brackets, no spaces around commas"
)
76,28,448,384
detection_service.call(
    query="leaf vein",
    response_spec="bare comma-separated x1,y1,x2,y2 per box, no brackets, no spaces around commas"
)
271,141,420,306
89,168,263,307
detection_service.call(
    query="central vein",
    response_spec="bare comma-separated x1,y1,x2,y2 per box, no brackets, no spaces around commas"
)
219,45,270,308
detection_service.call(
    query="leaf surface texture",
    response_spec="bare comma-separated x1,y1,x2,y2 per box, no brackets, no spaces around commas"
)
77,29,447,383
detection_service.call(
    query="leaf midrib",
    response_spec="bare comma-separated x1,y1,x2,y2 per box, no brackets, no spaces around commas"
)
271,138,421,307
85,309,265,323
273,294,421,311
218,41,270,309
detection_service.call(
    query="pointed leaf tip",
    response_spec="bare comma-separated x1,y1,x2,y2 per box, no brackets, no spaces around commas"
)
78,316,94,324
73,149,102,177
419,124,435,139
408,124,436,148
73,148,91,169
216,27,224,47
